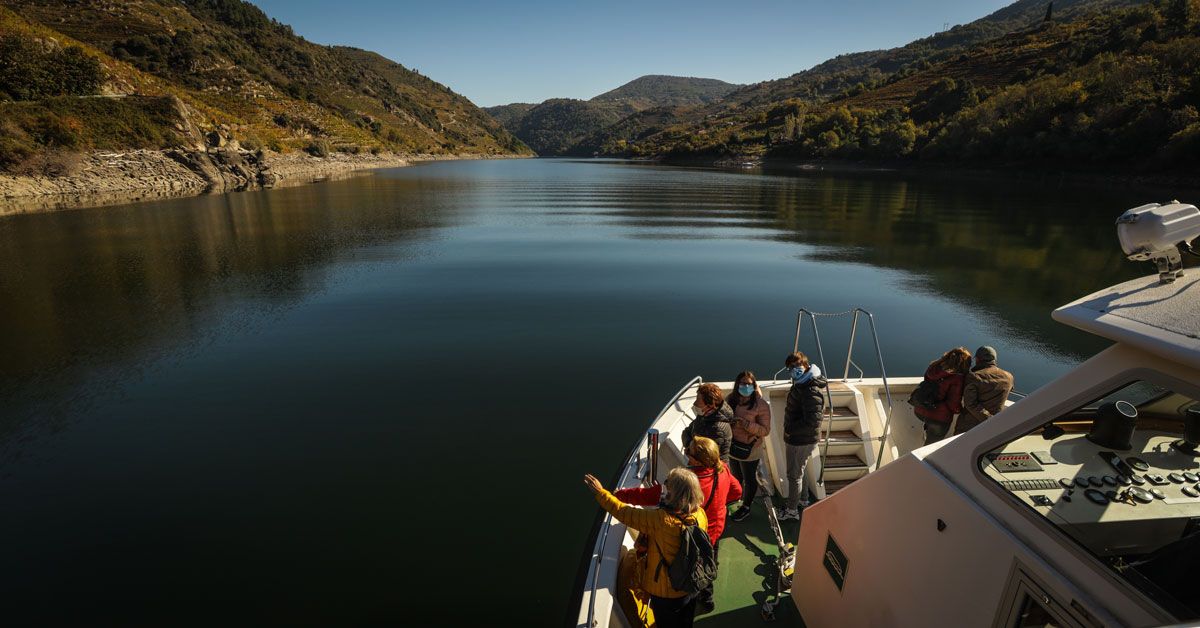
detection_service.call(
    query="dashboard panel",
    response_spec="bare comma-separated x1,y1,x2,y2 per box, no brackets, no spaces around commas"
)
985,430,1200,556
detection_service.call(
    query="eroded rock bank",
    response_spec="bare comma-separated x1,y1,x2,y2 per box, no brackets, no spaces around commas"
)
0,150,521,215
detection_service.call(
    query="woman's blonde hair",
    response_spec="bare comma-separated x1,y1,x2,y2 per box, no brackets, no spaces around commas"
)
686,436,724,475
662,467,703,515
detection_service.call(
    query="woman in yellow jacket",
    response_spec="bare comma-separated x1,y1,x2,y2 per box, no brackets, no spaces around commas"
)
584,467,709,628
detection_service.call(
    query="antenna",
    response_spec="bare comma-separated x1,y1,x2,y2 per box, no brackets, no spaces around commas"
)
943,22,949,31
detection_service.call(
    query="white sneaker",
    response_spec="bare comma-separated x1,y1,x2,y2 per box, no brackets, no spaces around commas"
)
778,508,800,521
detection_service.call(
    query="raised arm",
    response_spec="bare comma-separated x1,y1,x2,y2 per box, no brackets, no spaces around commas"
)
584,473,661,534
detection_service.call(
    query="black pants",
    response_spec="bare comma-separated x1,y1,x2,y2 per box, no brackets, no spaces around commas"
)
923,419,951,445
730,458,760,506
650,594,697,628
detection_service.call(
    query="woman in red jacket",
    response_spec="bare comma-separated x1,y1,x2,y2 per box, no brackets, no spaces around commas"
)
915,347,972,445
614,436,740,616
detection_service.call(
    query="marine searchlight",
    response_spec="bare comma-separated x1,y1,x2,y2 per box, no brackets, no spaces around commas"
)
1116,201,1200,284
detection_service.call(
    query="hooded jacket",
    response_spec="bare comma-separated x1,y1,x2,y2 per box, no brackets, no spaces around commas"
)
913,365,965,423
784,365,828,446
682,403,734,463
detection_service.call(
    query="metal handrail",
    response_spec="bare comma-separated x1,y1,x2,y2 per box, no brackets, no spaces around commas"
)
791,308,896,483
846,359,865,380
584,375,702,628
644,429,660,483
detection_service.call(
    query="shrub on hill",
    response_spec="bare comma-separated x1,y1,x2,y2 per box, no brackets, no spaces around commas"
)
0,34,104,101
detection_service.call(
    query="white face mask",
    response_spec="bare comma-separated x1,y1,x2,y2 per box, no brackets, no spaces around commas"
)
691,403,706,415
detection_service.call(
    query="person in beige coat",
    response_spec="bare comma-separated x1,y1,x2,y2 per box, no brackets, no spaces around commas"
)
726,371,771,522
955,345,1014,435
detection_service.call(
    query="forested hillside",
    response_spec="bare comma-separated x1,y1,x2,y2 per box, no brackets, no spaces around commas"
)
0,0,529,176
589,0,1199,175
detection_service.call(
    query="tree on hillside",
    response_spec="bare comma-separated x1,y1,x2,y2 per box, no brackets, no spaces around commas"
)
1166,0,1192,26
0,35,103,101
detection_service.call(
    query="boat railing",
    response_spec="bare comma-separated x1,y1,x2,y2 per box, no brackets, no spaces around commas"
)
791,308,896,482
584,375,702,628
846,358,865,380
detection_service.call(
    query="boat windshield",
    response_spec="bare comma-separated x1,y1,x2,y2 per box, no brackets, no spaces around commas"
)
980,380,1200,621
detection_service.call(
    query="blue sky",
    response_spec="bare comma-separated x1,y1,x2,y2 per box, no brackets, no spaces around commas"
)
250,0,1013,107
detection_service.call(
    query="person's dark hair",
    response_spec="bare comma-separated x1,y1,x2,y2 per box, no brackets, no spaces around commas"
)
727,370,758,410
930,347,972,373
696,382,725,410
785,352,809,369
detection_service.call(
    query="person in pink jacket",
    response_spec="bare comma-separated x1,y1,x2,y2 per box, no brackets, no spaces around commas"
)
726,370,771,522
614,436,740,616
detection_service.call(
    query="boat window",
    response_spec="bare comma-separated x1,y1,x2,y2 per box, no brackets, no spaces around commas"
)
1083,381,1169,411
980,380,1200,621
1011,594,1062,628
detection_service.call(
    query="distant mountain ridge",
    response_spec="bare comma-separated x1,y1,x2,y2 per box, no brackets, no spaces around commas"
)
591,75,741,107
485,74,741,155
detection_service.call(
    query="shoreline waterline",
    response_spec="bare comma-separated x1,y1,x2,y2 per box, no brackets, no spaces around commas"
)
0,151,532,216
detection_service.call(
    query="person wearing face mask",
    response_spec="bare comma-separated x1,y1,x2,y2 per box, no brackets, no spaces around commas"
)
726,371,771,523
682,382,734,464
584,468,708,628
780,351,827,521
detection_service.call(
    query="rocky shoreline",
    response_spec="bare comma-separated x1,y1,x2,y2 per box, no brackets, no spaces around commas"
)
0,149,523,215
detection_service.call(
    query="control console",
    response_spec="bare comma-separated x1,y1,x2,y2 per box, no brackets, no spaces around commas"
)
983,430,1200,555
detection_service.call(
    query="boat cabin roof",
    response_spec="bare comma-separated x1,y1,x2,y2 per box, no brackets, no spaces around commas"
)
1053,272,1200,370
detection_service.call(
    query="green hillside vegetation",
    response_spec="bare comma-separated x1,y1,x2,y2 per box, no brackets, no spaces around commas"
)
0,0,529,175
577,0,1152,159
505,98,625,155
487,75,742,155
484,102,536,129
592,0,1199,174
721,0,1143,109
591,75,741,110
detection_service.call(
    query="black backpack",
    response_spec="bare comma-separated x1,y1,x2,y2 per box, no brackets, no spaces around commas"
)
654,515,717,598
907,378,943,409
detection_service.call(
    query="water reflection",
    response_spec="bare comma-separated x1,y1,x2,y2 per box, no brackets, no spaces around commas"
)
0,174,454,451
0,158,1181,624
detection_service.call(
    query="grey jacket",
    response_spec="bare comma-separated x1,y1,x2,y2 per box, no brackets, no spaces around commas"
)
962,363,1014,423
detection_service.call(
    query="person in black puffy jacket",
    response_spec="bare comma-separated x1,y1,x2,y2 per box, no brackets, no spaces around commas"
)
780,351,826,520
683,382,734,464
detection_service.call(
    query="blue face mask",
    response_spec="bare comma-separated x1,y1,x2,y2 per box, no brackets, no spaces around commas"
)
737,384,754,396
790,366,806,381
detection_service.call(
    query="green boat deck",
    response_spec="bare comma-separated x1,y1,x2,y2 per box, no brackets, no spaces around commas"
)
696,495,804,626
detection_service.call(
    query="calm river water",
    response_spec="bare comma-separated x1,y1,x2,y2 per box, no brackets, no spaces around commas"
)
0,159,1177,624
